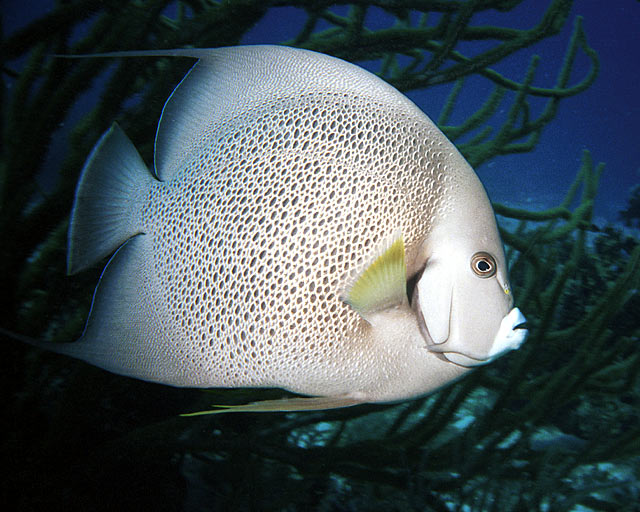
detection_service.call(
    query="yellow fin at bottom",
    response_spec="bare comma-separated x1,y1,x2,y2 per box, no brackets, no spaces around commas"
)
181,395,364,416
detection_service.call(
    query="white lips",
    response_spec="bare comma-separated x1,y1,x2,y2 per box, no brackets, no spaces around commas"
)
487,307,528,359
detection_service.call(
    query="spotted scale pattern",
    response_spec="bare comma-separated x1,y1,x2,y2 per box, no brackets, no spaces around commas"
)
140,85,460,395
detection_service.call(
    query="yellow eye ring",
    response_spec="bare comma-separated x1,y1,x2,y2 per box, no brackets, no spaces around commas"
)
470,252,496,278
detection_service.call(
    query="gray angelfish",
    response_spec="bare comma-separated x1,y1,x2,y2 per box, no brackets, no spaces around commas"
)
14,45,528,413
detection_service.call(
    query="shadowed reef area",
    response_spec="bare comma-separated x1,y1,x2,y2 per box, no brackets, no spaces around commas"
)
1,1,639,510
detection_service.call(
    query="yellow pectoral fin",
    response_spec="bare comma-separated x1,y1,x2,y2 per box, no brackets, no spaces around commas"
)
341,231,408,320
181,395,364,416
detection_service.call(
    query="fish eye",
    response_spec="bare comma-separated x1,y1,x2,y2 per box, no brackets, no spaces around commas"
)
470,252,496,278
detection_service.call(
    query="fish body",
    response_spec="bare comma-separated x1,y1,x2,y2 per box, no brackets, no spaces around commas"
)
50,45,526,410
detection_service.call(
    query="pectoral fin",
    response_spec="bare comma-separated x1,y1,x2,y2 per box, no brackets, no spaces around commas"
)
341,231,407,322
181,395,364,416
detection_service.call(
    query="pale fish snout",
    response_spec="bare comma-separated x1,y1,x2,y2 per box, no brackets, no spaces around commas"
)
486,307,528,360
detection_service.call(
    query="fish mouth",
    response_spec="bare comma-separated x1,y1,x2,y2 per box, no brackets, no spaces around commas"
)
514,320,528,331
486,307,528,359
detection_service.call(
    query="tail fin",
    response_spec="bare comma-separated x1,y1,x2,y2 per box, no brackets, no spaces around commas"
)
0,326,79,359
67,123,155,275
0,326,51,350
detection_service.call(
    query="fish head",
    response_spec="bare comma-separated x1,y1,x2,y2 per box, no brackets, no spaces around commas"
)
411,212,528,367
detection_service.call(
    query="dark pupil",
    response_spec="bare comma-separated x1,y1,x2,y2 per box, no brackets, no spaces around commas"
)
477,260,491,272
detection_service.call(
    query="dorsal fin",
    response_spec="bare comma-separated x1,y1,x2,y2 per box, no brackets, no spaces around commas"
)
151,45,410,180
59,46,419,183
342,232,408,320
